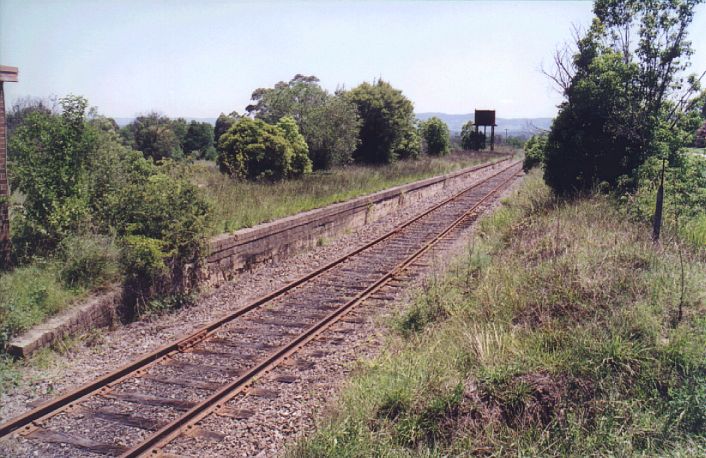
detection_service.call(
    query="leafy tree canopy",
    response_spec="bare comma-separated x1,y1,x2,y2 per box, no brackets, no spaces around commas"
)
214,112,241,147
346,80,417,164
183,121,215,159
460,121,485,150
121,112,184,161
246,75,360,169
543,0,703,195
217,116,312,181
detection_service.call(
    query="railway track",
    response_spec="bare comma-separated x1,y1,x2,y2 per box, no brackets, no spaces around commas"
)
0,160,522,457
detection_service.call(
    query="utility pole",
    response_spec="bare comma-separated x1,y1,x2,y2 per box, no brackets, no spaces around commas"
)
0,65,19,270
652,157,666,242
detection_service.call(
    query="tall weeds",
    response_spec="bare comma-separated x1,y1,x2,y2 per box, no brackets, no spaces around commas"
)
291,170,706,457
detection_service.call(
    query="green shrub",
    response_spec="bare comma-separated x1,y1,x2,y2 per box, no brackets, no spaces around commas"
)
120,235,169,303
522,134,547,172
245,75,361,170
393,125,422,160
58,234,119,288
460,121,486,151
420,117,451,156
217,116,312,180
9,95,95,255
277,116,313,176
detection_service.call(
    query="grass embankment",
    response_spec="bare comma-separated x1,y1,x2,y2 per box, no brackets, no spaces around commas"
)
188,151,507,235
292,171,706,456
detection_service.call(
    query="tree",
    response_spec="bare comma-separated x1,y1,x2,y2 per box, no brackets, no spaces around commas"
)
171,117,189,148
346,80,417,164
306,94,361,169
695,122,706,148
214,112,240,146
183,121,215,159
6,97,54,160
460,121,485,150
123,113,183,161
277,116,313,176
246,75,360,169
420,117,451,156
543,0,702,195
247,74,326,125
9,95,95,254
217,117,312,181
393,125,422,160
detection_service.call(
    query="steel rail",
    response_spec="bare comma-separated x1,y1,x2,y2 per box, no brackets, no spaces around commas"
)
124,162,522,457
0,158,514,441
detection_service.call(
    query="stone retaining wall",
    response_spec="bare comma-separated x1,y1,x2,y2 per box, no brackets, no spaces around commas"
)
204,157,509,284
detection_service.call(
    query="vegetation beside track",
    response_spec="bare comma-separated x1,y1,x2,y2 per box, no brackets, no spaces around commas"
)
188,150,507,234
0,149,505,352
291,170,706,456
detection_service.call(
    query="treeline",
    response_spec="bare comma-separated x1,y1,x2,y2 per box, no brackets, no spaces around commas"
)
1,76,469,329
521,0,706,244
10,76,456,184
213,76,452,180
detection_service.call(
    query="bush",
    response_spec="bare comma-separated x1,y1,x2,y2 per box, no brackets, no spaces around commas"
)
86,128,211,300
121,112,184,161
9,95,95,254
393,125,422,160
420,117,450,156
120,235,169,301
183,120,214,159
522,134,547,172
58,235,120,288
460,121,486,150
217,117,312,181
277,116,313,176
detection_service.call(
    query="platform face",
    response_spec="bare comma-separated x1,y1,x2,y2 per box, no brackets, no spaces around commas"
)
0,66,19,82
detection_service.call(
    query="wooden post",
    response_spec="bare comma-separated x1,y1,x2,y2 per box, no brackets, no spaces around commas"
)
0,66,18,270
490,125,495,151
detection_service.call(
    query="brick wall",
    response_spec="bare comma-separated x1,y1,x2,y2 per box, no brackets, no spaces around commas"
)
0,82,10,268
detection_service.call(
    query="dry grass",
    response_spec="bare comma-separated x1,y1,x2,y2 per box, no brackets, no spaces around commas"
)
185,151,510,235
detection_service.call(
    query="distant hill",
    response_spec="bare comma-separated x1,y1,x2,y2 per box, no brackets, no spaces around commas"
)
416,112,553,135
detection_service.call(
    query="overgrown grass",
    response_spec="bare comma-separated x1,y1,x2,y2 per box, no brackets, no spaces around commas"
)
0,262,82,349
0,235,120,350
186,151,509,235
290,170,706,457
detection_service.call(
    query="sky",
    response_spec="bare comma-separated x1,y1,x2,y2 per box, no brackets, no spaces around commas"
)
1,0,705,119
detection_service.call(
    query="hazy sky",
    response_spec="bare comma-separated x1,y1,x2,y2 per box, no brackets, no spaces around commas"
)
1,0,705,119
